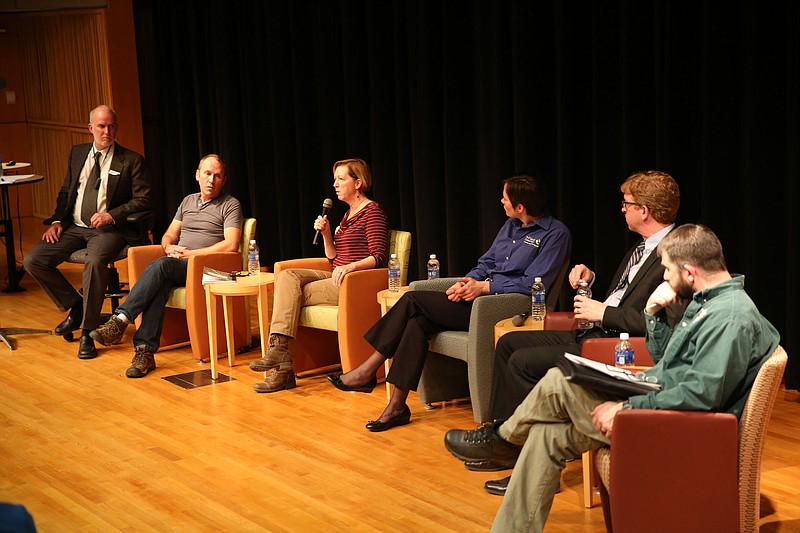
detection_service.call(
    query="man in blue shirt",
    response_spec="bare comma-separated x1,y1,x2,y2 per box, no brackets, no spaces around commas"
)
328,175,572,432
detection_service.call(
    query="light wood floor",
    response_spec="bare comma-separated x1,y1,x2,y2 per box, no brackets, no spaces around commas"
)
1,216,800,532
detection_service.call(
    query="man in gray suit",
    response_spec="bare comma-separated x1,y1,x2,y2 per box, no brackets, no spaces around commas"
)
23,105,152,359
462,171,683,491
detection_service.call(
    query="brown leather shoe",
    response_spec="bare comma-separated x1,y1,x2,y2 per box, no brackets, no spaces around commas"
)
126,345,156,378
249,334,294,371
253,364,296,393
90,315,127,346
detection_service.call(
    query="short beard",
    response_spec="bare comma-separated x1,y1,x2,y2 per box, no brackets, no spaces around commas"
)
673,278,694,301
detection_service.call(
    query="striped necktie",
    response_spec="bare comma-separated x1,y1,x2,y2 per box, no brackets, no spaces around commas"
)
614,241,646,292
81,151,102,226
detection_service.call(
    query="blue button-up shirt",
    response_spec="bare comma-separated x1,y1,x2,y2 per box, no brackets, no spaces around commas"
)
465,214,572,295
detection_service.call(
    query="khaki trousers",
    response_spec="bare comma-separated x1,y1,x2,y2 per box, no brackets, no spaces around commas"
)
270,268,339,338
491,368,611,533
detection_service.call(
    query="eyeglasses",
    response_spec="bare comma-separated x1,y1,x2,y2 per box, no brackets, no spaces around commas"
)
621,201,643,210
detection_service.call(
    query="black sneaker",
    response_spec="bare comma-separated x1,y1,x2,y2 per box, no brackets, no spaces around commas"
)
444,422,522,464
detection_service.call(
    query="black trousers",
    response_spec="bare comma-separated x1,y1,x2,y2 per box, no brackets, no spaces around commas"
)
488,328,609,420
363,290,473,391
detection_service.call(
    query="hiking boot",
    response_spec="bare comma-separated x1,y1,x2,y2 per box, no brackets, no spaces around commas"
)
126,345,156,378
253,363,296,393
249,334,294,371
90,315,127,346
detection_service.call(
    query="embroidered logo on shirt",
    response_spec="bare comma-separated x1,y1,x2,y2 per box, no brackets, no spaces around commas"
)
524,236,541,247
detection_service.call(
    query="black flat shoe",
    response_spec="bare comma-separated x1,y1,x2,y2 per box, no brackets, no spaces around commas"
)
54,309,82,335
366,405,411,432
78,335,97,360
327,373,377,393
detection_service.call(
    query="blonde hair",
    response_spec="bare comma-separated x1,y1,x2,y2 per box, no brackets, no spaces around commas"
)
333,158,372,193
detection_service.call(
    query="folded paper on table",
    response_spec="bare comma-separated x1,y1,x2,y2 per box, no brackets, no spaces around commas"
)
556,352,660,400
202,266,236,285
0,174,36,184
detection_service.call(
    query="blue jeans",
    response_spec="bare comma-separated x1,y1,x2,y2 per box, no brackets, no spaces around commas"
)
116,256,187,352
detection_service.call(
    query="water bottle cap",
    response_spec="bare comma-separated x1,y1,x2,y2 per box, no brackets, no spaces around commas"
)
534,277,542,282
620,332,630,340
391,253,397,258
249,239,256,244
430,254,437,259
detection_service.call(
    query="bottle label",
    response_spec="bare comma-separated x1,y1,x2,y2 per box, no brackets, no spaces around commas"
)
389,268,400,278
532,293,546,305
615,349,634,366
248,253,259,262
427,269,440,279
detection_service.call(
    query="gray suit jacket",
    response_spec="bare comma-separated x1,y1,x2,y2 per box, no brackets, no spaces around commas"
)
46,142,152,245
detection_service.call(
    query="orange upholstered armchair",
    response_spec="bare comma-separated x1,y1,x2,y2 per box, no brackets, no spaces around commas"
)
594,345,787,533
127,218,257,361
272,229,412,375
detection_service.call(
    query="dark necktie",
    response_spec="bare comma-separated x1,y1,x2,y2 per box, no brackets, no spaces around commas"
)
81,151,102,226
613,241,646,292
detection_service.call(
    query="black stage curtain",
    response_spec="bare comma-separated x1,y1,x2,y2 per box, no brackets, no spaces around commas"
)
132,0,800,388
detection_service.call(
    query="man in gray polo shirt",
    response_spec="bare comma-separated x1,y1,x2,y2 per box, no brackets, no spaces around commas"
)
90,154,242,377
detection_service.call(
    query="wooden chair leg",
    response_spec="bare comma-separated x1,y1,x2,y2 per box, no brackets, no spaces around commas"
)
582,451,594,508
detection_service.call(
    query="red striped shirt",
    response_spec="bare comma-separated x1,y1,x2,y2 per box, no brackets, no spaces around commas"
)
331,201,388,268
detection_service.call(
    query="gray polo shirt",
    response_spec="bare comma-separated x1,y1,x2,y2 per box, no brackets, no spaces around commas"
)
175,193,243,250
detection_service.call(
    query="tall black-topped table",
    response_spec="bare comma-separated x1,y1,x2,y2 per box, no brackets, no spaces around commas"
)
0,163,51,349
0,163,42,292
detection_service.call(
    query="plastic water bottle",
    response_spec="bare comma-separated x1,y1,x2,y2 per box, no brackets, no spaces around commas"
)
615,333,635,367
388,253,401,292
531,277,546,322
427,254,440,279
247,239,260,275
576,280,593,330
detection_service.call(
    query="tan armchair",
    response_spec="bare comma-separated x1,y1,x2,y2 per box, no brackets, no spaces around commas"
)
414,257,570,423
272,230,412,374
594,345,787,533
127,218,257,361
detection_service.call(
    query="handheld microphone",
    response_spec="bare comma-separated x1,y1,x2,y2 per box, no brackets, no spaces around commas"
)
313,198,334,245
512,312,530,327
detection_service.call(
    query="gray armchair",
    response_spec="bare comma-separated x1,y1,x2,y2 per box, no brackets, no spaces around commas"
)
411,260,569,423
409,278,528,423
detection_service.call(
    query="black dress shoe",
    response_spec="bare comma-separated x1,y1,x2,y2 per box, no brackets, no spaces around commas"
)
78,335,98,359
484,476,510,496
54,308,82,335
365,405,411,432
444,422,522,464
464,458,516,472
327,373,377,393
